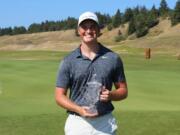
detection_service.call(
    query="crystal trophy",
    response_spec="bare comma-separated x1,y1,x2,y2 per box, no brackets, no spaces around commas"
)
83,74,102,114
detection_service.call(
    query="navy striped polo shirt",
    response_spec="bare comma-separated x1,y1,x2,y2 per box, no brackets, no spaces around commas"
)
56,43,126,115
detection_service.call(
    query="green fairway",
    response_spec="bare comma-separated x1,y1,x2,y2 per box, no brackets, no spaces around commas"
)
0,51,180,135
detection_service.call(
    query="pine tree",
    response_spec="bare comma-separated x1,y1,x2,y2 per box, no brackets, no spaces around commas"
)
147,5,159,28
151,5,159,18
28,23,42,33
41,21,49,31
159,0,169,17
171,0,180,26
135,13,148,37
66,17,77,29
128,17,136,35
12,26,26,35
0,28,2,36
112,9,122,28
1,27,13,35
122,8,133,23
133,6,140,17
96,12,112,26
140,6,148,16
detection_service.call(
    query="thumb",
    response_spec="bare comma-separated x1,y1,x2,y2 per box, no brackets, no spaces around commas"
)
82,106,90,111
102,86,106,91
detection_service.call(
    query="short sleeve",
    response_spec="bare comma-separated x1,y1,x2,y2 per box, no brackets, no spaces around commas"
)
112,56,126,83
56,59,70,89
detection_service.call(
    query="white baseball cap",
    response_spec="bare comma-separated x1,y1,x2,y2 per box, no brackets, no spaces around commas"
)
78,11,99,26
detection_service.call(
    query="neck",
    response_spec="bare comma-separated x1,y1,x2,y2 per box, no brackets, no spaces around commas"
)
80,41,99,60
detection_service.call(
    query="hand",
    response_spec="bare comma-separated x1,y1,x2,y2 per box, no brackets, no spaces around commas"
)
78,106,98,118
100,86,111,102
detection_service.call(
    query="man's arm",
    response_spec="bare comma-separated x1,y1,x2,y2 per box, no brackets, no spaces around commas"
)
100,82,128,102
55,87,98,117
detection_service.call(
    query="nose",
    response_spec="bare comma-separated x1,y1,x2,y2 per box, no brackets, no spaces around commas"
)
86,28,91,33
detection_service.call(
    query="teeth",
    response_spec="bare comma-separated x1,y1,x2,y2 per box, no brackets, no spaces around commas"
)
86,35,92,37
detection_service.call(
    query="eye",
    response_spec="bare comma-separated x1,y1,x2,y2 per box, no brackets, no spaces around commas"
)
81,25,87,30
82,25,96,30
90,24,96,29
80,22,98,30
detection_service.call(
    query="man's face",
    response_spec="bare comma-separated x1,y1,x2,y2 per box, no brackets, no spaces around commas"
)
78,20,100,44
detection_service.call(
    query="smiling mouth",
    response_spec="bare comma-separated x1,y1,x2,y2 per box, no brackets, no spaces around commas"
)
84,36,93,39
86,36,92,37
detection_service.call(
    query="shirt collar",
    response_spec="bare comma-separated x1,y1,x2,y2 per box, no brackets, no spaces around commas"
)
74,46,82,58
74,43,106,59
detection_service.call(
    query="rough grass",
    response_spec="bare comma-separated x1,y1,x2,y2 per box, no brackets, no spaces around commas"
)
0,51,180,135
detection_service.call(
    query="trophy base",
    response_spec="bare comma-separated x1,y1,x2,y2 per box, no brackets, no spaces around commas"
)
87,105,98,114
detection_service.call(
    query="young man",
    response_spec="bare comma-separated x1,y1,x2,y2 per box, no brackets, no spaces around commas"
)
55,11,128,135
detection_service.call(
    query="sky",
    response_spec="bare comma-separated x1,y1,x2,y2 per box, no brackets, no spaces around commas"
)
0,0,177,28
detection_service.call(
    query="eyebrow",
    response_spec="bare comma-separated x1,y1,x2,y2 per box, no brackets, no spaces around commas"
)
80,22,97,27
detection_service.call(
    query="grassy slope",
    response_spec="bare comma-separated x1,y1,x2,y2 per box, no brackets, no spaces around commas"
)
109,19,180,54
0,52,180,135
0,30,80,51
0,19,180,54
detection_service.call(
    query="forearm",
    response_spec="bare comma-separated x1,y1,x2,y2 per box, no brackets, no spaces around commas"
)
109,87,128,101
55,88,98,117
100,82,128,102
55,91,81,113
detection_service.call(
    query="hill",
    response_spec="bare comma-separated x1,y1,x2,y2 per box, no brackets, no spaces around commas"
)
0,19,180,54
0,30,80,51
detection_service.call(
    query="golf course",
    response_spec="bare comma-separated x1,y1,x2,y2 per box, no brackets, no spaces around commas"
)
0,15,180,134
0,49,180,135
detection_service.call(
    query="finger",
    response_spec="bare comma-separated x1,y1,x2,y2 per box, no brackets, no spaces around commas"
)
100,86,105,93
82,106,90,110
101,90,109,95
100,94,108,98
100,96,107,101
102,86,106,89
86,112,98,118
100,95,109,102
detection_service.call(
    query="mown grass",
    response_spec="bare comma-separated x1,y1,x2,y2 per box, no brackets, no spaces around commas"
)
0,51,69,60
0,51,180,135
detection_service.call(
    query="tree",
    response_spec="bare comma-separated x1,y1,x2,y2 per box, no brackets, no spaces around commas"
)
28,23,42,33
146,5,159,28
112,9,122,28
12,26,26,35
122,8,133,23
41,21,50,31
135,13,148,37
48,21,57,31
159,0,169,17
0,27,13,35
128,17,136,35
151,5,159,18
63,17,77,30
96,12,112,27
0,28,2,36
171,0,180,26
140,6,148,16
133,6,140,17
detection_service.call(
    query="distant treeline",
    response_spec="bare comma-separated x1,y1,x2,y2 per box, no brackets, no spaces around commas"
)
0,0,180,38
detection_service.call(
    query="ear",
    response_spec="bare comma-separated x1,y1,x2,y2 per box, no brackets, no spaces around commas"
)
98,32,103,37
97,28,102,37
77,27,81,35
75,28,80,36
